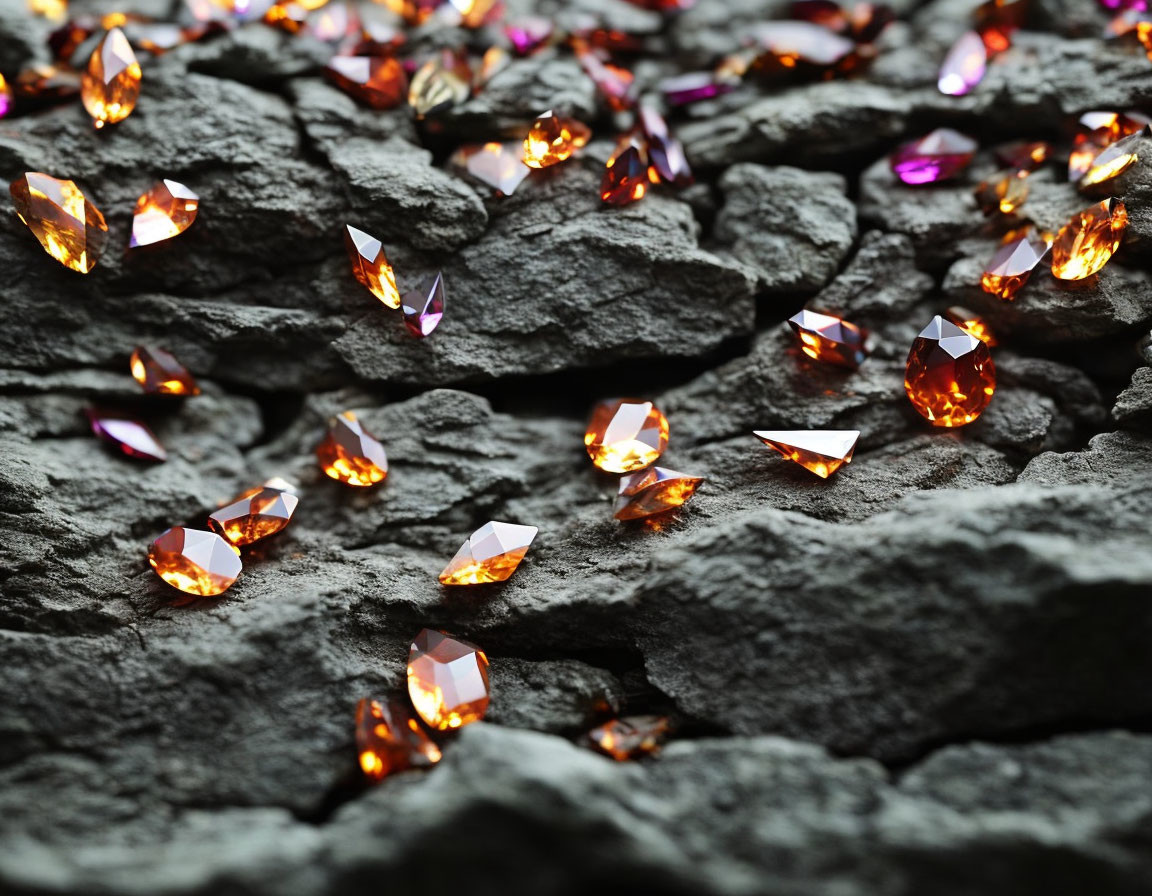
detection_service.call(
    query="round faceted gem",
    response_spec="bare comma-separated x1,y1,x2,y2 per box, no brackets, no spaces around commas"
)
937,30,986,96
317,411,388,486
1051,199,1127,281
130,180,200,248
149,527,242,597
355,697,441,781
344,225,400,308
80,27,141,129
1079,127,1149,187
10,172,108,273
522,110,591,168
439,521,538,585
614,467,704,520
585,715,670,761
980,232,1050,300
407,629,490,730
325,55,407,110
890,129,978,185
87,408,167,462
585,398,669,473
787,309,872,368
208,485,300,546
130,345,200,396
904,316,996,427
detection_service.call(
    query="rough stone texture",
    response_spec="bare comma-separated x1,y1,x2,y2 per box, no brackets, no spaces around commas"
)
3,1,1152,894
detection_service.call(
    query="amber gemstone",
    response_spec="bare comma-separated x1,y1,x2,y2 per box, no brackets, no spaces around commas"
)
586,716,670,761
381,0,439,25
973,173,1028,216
450,142,531,196
639,107,693,187
937,30,986,96
28,0,67,21
787,309,872,368
149,527,242,597
344,225,400,309
473,46,511,90
325,55,407,109
904,316,995,427
585,398,669,473
439,521,538,585
408,52,471,118
578,52,636,111
753,430,860,478
980,232,1050,300
407,629,491,729
208,484,299,547
1067,111,1151,181
994,140,1051,173
130,180,200,248
943,306,996,346
10,173,108,273
264,1,308,31
890,129,978,185
749,21,857,71
131,345,200,396
317,411,389,486
614,467,704,520
0,75,11,118
401,272,445,338
355,697,441,781
601,136,651,206
87,408,167,461
1051,199,1128,281
522,110,592,168
1079,127,1149,187
15,63,82,100
80,27,141,129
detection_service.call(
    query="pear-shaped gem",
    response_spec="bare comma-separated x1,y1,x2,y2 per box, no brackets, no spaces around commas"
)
80,27,141,128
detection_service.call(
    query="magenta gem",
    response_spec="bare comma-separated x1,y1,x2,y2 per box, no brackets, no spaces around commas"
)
401,273,445,339
937,30,987,96
86,409,168,462
659,71,733,106
0,90,11,119
505,17,552,55
1099,0,1148,9
639,107,694,187
890,128,978,185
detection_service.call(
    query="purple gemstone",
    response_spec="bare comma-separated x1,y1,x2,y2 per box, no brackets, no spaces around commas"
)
659,71,733,106
890,128,978,185
86,409,168,462
505,17,552,55
1099,0,1148,9
639,107,694,186
401,272,445,338
937,30,987,96
0,89,11,119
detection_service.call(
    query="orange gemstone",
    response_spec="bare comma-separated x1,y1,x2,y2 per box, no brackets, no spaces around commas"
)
614,467,704,520
904,316,995,427
10,172,108,273
130,345,200,395
980,231,1049,300
943,306,996,346
1050,199,1127,281
973,173,1028,216
408,51,471,118
447,0,503,28
1079,127,1149,187
752,430,860,478
407,629,490,730
28,0,67,21
585,716,669,761
787,309,872,369
149,527,242,596
317,411,389,486
355,697,441,781
585,398,669,473
208,484,299,546
80,27,141,129
15,63,82,100
130,180,200,248
344,225,400,308
325,55,407,109
600,136,650,206
1067,111,1150,181
264,1,308,31
439,521,538,585
522,110,591,168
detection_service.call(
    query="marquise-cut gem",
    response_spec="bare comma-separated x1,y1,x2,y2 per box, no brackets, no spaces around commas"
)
438,521,538,585
752,430,860,478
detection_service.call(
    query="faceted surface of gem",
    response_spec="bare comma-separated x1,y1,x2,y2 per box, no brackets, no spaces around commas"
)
439,521,538,585
408,53,470,118
787,310,872,369
10,172,108,273
753,430,860,478
614,467,705,520
325,55,407,109
586,716,670,761
659,71,734,106
522,110,591,168
980,232,1050,300
344,225,400,308
15,63,82,99
87,408,167,462
80,27,141,128
1068,111,1150,181
317,411,389,486
148,527,242,597
585,399,669,473
1051,199,1128,281
973,174,1028,216
1079,127,1148,187
506,17,552,55
639,107,693,187
130,346,200,396
0,74,11,118
995,140,1051,172
904,316,996,427
130,180,200,248
451,142,531,195
578,52,635,110
355,697,441,781
401,272,445,338
601,136,650,206
750,21,857,69
890,129,978,185
208,485,300,547
407,629,491,729
944,306,996,346
938,30,987,96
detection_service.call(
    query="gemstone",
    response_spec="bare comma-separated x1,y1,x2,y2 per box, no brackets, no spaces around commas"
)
938,30,986,96
600,136,651,206
381,0,439,24
753,430,860,478
848,2,895,42
1079,126,1149,187
352,10,405,55
994,140,1051,172
149,527,242,597
317,411,388,486
408,52,471,118
585,398,668,473
585,716,670,761
15,63,82,100
890,129,978,185
980,232,1050,300
80,27,141,129
790,0,846,30
749,21,858,70
48,19,95,61
355,697,441,781
787,309,872,368
450,142,531,196
522,110,591,168
307,1,357,41
10,173,108,273
130,345,200,396
264,1,308,30
130,180,200,248
1050,199,1128,281
407,629,491,729
87,408,167,461
659,71,734,106
473,46,510,90
438,521,538,585
121,22,194,55
344,225,400,309
944,306,996,346
325,55,407,109
975,0,1030,29
614,467,705,520
401,272,445,338
28,0,67,21
578,52,636,111
208,484,300,546
506,17,552,55
1068,111,1151,181
904,316,995,427
0,75,11,118
973,173,1028,216
446,0,503,28
639,107,694,187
